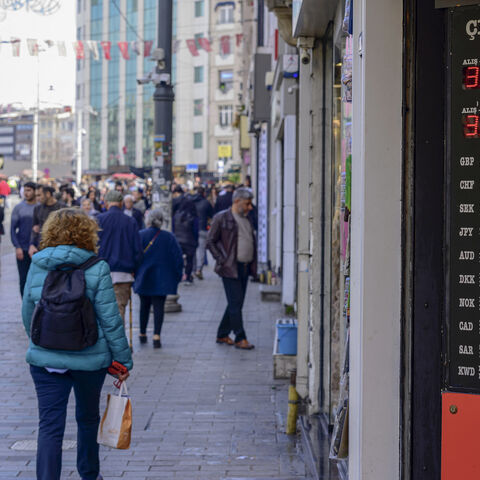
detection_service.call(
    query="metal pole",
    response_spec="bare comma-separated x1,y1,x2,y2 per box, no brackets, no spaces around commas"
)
76,110,83,187
154,0,181,312
32,55,40,182
152,0,175,231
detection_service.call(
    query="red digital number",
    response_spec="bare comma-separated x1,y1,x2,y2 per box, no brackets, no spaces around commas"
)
464,66,480,89
464,114,480,138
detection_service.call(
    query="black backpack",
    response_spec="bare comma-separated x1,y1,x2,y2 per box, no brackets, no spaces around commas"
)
31,256,102,351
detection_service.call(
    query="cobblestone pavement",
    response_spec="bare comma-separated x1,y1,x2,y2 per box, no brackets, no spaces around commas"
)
0,245,306,479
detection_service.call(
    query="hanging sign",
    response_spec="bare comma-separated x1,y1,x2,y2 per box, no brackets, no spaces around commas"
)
217,145,232,158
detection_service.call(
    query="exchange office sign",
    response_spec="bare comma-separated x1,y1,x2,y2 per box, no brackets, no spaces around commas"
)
448,6,480,391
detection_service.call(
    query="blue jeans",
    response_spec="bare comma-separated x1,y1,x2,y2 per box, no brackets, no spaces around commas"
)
217,262,250,342
30,365,107,480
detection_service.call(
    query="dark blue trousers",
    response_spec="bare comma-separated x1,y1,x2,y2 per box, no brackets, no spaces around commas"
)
217,262,250,342
16,251,31,297
30,365,107,480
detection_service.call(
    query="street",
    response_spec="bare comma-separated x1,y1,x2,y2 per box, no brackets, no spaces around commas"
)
0,246,306,479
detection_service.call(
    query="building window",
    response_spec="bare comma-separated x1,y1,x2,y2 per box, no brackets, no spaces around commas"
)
194,99,203,116
194,0,204,17
194,66,204,83
194,132,203,149
218,5,234,24
219,105,233,127
219,69,233,92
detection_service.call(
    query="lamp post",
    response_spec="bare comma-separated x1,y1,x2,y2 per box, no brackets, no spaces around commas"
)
153,0,180,312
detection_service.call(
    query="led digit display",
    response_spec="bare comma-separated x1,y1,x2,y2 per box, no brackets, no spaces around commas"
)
464,114,480,138
464,66,480,89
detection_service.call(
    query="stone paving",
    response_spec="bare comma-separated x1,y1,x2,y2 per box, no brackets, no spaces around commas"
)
0,243,306,479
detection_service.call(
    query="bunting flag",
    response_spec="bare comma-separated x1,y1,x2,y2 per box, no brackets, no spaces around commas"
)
131,40,142,56
11,37,20,57
144,40,153,57
118,41,129,60
220,35,231,56
186,39,199,56
73,40,84,59
27,38,39,56
87,40,99,60
236,33,243,47
57,40,66,56
100,41,111,60
198,37,211,52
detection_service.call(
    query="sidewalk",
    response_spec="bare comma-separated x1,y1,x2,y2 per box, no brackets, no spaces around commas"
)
0,251,306,479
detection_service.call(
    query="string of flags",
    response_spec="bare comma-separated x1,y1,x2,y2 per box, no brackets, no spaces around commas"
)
4,34,244,59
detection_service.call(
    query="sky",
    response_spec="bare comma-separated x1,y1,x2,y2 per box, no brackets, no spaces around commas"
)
0,1,76,109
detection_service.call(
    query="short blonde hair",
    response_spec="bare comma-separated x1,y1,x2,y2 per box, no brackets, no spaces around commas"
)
40,208,99,253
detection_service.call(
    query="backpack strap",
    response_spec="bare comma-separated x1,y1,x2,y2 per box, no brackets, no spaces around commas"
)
78,256,104,271
55,256,103,272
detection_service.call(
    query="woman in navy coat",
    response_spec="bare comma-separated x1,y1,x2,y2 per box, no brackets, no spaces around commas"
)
134,209,183,348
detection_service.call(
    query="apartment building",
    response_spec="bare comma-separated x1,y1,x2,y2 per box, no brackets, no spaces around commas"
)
76,0,158,172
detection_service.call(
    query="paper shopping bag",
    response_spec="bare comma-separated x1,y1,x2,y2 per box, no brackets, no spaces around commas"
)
97,382,132,449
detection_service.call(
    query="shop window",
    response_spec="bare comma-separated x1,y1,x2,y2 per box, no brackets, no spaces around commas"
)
194,0,204,17
194,66,204,83
193,132,203,149
194,99,203,116
218,69,233,93
219,105,233,127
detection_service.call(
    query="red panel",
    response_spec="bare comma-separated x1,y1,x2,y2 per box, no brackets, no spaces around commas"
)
442,392,480,479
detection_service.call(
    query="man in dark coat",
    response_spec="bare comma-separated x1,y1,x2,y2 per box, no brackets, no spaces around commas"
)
123,194,144,230
214,184,234,213
190,186,214,279
207,187,256,350
172,186,198,284
97,190,142,322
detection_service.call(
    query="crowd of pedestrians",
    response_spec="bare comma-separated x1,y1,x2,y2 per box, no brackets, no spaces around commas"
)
3,175,259,479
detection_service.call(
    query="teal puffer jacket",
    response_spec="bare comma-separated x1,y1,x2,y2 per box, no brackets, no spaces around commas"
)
22,245,133,371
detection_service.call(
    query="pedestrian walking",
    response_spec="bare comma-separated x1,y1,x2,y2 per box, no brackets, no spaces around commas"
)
28,185,62,258
190,186,214,279
10,181,37,296
123,194,144,230
133,210,183,348
132,187,147,214
97,190,142,323
21,208,132,480
214,183,234,214
172,186,198,285
81,197,99,218
207,187,256,350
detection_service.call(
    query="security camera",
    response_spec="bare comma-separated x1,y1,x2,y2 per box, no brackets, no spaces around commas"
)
137,72,152,85
150,48,165,62
300,48,311,65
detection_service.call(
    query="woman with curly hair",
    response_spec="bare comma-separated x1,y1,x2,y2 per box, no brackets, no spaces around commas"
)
22,208,133,480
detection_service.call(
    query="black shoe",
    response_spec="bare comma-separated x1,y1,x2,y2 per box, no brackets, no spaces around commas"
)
139,335,147,344
153,337,162,348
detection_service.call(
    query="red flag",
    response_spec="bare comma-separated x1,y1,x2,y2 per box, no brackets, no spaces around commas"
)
236,33,243,47
118,41,130,60
74,41,85,59
220,35,231,56
186,39,199,56
198,37,211,52
144,40,153,57
122,145,127,155
100,41,112,60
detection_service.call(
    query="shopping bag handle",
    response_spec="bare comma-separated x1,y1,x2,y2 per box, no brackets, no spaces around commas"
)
116,381,129,397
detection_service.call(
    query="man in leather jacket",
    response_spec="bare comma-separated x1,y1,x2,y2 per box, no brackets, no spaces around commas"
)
207,187,256,350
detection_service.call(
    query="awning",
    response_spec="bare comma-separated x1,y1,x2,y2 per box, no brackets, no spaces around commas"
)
293,0,337,38
214,1,235,10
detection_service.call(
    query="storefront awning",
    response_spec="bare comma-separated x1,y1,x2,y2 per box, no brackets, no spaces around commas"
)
293,0,337,38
